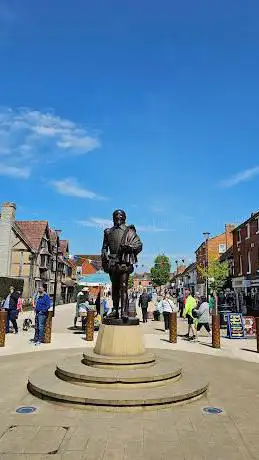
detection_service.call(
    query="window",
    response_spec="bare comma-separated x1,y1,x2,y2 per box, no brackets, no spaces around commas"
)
246,223,250,239
247,251,251,274
237,229,241,244
256,218,259,234
218,244,226,254
40,255,46,267
239,255,243,275
19,251,24,276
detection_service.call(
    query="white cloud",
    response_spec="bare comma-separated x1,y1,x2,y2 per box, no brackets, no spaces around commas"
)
0,107,100,179
50,178,103,199
220,166,259,188
77,217,174,232
0,163,30,179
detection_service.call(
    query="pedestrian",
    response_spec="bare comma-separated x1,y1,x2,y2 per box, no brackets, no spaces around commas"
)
33,285,51,345
194,296,211,337
160,294,176,331
177,292,184,317
3,286,19,334
17,291,23,313
209,293,215,313
74,287,89,328
183,289,197,340
138,289,150,323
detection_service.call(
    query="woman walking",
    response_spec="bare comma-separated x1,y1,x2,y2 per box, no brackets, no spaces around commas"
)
160,294,176,331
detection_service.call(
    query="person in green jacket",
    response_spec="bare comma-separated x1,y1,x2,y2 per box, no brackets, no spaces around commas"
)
183,290,197,340
209,294,215,313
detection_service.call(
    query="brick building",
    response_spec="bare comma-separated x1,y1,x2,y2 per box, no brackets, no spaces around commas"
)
232,212,259,291
196,224,236,295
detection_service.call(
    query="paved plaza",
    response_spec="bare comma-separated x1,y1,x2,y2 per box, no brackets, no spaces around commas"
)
0,304,259,459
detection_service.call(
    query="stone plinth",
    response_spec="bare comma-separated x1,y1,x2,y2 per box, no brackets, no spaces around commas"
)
94,324,145,357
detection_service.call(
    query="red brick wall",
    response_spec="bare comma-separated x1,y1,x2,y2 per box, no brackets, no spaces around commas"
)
196,225,235,283
233,216,259,277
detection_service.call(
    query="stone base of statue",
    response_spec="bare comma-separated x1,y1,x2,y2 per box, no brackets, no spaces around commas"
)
28,321,209,408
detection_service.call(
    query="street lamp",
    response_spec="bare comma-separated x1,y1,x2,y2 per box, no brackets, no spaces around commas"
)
53,229,62,317
203,232,211,299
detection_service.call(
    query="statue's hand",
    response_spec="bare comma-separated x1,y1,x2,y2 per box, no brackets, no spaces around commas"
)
121,244,134,254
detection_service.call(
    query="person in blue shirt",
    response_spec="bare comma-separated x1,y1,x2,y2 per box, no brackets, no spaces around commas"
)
33,285,51,345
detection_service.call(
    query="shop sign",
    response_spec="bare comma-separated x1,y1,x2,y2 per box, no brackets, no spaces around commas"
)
243,316,256,336
227,313,245,339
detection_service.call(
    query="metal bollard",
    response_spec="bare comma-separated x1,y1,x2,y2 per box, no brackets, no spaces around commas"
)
0,311,7,347
256,317,259,353
212,313,220,349
86,310,95,341
44,311,53,344
169,312,177,343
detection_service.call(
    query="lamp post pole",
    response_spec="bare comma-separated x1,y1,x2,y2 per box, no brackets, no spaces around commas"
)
203,232,210,299
53,229,61,317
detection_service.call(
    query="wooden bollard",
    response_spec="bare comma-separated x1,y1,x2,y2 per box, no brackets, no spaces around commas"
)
169,311,177,343
0,311,7,347
255,317,259,353
86,310,95,341
212,313,220,349
44,311,53,344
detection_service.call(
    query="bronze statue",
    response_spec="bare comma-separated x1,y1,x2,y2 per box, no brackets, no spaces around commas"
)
101,210,143,319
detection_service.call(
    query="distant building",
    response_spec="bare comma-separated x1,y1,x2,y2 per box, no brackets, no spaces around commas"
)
196,224,235,295
133,273,151,290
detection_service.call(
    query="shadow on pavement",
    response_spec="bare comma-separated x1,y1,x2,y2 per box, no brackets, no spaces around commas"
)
241,348,258,354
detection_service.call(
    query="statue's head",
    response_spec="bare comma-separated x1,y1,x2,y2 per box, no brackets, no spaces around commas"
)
113,209,126,227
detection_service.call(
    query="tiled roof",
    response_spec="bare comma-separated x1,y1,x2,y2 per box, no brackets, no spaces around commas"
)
12,222,34,251
15,220,48,251
73,254,102,269
219,246,233,262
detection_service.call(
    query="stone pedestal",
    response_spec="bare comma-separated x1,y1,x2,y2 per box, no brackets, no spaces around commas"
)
0,311,7,347
94,323,145,357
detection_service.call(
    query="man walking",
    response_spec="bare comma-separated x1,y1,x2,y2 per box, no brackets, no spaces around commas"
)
138,289,149,323
3,286,19,334
34,286,51,346
183,289,197,340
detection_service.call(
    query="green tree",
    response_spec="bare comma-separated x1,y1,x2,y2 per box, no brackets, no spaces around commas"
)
128,275,134,289
197,259,229,312
150,254,171,287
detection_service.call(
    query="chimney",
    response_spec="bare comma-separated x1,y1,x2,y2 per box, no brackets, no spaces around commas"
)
0,202,16,276
225,224,235,251
0,202,16,223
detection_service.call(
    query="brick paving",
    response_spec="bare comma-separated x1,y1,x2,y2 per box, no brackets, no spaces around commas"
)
0,304,259,458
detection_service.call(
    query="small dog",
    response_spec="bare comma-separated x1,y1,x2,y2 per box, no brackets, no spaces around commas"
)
23,318,33,331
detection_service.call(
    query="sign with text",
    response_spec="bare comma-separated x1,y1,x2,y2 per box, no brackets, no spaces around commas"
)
227,313,245,339
243,316,256,336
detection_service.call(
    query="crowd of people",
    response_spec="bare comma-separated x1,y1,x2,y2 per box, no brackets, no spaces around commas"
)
0,284,52,346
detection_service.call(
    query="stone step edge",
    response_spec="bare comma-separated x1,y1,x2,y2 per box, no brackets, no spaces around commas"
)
55,365,182,385
28,367,209,408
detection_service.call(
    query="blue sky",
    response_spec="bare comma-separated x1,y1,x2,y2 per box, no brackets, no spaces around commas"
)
0,0,259,270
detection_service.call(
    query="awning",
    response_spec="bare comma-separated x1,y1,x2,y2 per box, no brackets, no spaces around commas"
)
78,270,110,286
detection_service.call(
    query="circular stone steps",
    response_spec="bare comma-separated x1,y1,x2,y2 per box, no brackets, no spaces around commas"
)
56,355,182,388
82,350,156,368
28,350,208,408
